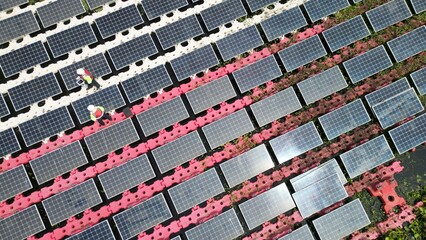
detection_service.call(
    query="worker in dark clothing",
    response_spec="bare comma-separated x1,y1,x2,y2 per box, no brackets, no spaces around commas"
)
77,68,100,89
87,105,112,126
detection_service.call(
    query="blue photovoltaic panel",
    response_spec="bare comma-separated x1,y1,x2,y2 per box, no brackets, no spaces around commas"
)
278,225,315,240
343,45,392,83
278,35,327,71
0,165,31,202
200,0,247,31
304,0,350,22
270,122,323,163
411,0,426,13
246,0,276,11
0,11,40,44
0,128,21,157
319,99,371,140
411,68,426,95
95,5,143,38
156,15,203,50
86,0,113,9
0,0,28,11
141,0,187,20
389,113,426,154
388,26,426,62
68,221,115,240
0,95,9,118
365,77,410,107
0,205,45,240
37,0,85,28
260,6,307,41
366,0,412,32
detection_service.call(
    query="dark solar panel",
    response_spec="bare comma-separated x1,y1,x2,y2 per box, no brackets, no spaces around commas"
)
411,0,426,13
156,15,203,50
0,0,28,11
37,0,85,28
68,221,115,240
0,94,10,118
200,0,247,31
389,113,426,154
0,165,32,202
95,5,143,39
366,0,412,32
245,0,276,11
0,128,21,157
141,0,187,20
411,68,426,95
387,26,426,63
304,0,349,22
260,6,307,41
0,11,40,44
0,206,45,240
86,0,113,9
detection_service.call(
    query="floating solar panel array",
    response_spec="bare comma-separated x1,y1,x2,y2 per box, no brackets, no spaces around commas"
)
245,0,276,12
37,0,85,28
278,225,315,240
411,68,426,95
68,220,115,240
0,0,28,11
366,0,412,32
0,11,39,44
200,0,247,31
365,77,411,107
0,128,21,157
0,165,32,202
388,26,426,62
260,6,307,41
389,113,426,154
141,0,187,20
0,205,45,240
0,95,10,118
95,5,143,39
411,0,426,13
304,0,350,22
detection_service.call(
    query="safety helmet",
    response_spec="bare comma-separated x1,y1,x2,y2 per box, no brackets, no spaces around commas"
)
77,68,85,75
87,105,95,111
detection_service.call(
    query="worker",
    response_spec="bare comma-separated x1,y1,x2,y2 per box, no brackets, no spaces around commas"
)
87,105,112,126
77,68,100,89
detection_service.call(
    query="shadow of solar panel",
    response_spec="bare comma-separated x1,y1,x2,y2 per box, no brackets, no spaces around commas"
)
216,25,263,61
9,73,61,111
37,0,85,28
95,5,143,39
239,183,295,230
278,225,315,240
260,6,307,41
365,77,410,107
141,0,187,20
0,205,45,240
200,0,247,31
411,0,426,13
278,35,327,71
366,0,412,32
0,128,20,157
0,0,28,11
313,199,370,240
113,193,172,240
0,95,10,118
30,141,87,184
0,11,39,44
86,0,113,10
389,113,426,154
246,0,276,11
19,107,75,146
411,67,426,95
388,26,426,63
71,85,125,123
304,0,349,22
156,15,203,50
68,221,115,240
0,41,49,78
270,122,323,163
0,165,32,202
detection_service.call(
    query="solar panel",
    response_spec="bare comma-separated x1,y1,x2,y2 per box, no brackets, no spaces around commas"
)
86,0,113,9
366,0,412,32
239,183,295,230
0,165,32,202
113,193,172,240
278,225,315,240
365,77,410,107
170,44,219,81
30,141,87,184
71,85,125,124
216,25,264,61
0,95,9,118
220,144,274,188
98,154,155,198
304,0,350,22
19,107,75,146
292,173,348,218
59,53,111,90
0,0,28,11
269,122,323,163
0,41,49,78
322,15,370,52
108,34,157,70
200,0,247,31
411,0,426,13
42,179,102,225
202,109,255,149
68,221,115,240
84,119,140,160
0,205,45,240
245,0,276,11
136,97,189,136
298,66,348,105
171,236,182,240
95,5,143,39
0,128,21,157
278,35,327,71
0,11,40,44
232,55,282,93
250,87,302,127
8,73,61,111
37,0,85,28
411,67,426,95
389,113,426,154
152,131,206,173
260,6,307,41
313,199,370,240
141,0,187,20
185,209,244,240
388,26,426,63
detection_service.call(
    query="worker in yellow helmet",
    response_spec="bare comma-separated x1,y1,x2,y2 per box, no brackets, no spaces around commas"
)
77,68,100,89
87,105,112,126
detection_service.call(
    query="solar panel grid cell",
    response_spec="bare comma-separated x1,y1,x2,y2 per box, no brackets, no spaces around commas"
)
366,0,412,32
0,11,40,44
200,0,247,31
0,205,45,240
304,0,350,22
365,77,410,107
0,128,21,157
278,225,315,240
141,0,187,20
411,68,426,95
0,95,10,118
387,26,426,63
37,0,85,28
0,165,32,202
260,6,307,41
68,221,115,240
95,5,143,38
0,0,28,11
389,113,426,154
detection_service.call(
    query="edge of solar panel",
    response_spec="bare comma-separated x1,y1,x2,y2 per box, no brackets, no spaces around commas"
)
411,0,426,13
411,67,426,95
141,0,187,20
0,11,40,44
199,0,247,31
0,0,28,12
365,77,411,107
260,6,307,41
37,0,85,28
245,0,276,12
0,205,45,240
0,128,21,157
0,94,11,118
0,165,32,202
68,220,115,240
387,26,426,63
365,0,412,32
388,113,426,154
303,0,350,22
95,5,143,39
86,0,114,10
278,225,315,240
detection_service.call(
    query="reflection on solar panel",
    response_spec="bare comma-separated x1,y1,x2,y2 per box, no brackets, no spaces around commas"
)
233,55,282,93
0,128,21,157
365,77,410,107
170,44,219,81
322,16,370,52
313,199,370,240
251,87,302,126
121,65,172,102
85,119,140,160
152,131,206,173
71,85,125,123
239,183,295,229
278,35,327,71
200,0,247,31
298,66,348,105
30,141,87,184
0,41,49,78
8,73,61,111
0,165,31,202
156,15,203,50
366,0,412,32
304,0,349,22
260,6,307,41
411,68,426,95
185,209,244,240
246,0,276,11
95,5,143,38
340,135,394,178
220,144,274,188
292,174,348,218
59,53,111,90
42,179,102,225
389,113,426,154
411,0,426,13
141,0,187,20
108,34,157,70
0,95,9,118
19,107,75,146
0,11,39,44
202,109,254,149
0,0,28,11
278,225,315,240
388,26,426,63
216,26,263,61
343,45,392,83
136,97,189,136
68,220,115,240
270,122,323,163
114,193,172,240
0,205,45,240
37,0,85,28
86,0,113,9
